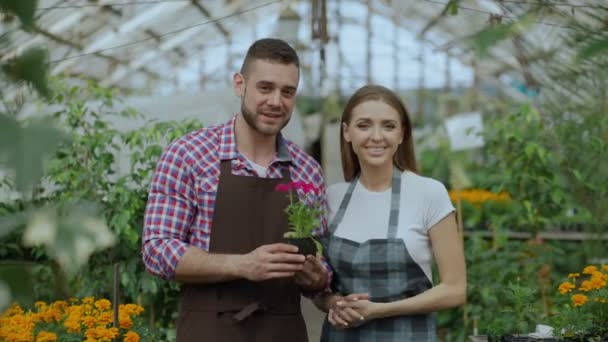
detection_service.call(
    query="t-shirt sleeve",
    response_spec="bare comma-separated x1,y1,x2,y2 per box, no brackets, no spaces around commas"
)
424,179,455,230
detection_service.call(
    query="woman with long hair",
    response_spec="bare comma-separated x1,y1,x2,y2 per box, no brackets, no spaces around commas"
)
315,85,466,341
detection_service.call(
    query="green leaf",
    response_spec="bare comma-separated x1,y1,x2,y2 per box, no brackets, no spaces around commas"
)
0,117,67,192
471,14,535,57
1,47,51,97
447,0,458,15
577,37,608,60
0,0,38,30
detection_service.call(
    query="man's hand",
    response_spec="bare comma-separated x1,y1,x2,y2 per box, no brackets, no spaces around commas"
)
294,255,328,291
239,243,305,281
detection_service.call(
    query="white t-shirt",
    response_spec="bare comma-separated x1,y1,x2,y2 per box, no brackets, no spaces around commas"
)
326,171,455,281
241,154,268,177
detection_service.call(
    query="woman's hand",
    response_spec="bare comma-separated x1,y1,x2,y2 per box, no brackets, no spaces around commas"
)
333,298,382,327
326,293,371,329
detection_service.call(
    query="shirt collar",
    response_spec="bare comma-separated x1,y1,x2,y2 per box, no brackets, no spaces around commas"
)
219,115,293,163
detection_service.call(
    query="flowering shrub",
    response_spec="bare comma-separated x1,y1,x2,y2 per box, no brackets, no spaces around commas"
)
448,189,511,206
274,181,323,254
553,265,608,339
0,297,156,342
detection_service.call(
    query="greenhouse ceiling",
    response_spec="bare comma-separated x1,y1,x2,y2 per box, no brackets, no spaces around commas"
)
1,0,606,98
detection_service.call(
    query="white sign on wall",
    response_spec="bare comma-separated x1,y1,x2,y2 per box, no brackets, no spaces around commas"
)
444,111,485,151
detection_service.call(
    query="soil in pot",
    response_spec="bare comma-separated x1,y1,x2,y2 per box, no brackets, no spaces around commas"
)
284,237,317,256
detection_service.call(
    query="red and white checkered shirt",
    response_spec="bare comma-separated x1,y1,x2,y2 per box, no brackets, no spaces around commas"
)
142,116,328,280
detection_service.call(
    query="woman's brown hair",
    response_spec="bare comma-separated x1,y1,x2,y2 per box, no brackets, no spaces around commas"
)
340,84,418,181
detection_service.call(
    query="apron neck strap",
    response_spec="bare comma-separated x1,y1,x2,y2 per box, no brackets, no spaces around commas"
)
329,166,402,239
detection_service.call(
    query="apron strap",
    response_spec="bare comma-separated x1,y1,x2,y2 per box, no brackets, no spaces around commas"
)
387,167,401,239
329,166,402,238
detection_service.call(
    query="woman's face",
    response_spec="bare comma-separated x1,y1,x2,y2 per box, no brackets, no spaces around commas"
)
343,100,404,171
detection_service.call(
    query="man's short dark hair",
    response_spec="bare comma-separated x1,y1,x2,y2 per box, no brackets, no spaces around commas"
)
240,38,300,76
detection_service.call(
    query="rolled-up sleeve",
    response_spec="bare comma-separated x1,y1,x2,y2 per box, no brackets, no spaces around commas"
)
142,141,196,279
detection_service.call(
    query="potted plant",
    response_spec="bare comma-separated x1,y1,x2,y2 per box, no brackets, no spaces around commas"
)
274,181,323,256
551,265,608,341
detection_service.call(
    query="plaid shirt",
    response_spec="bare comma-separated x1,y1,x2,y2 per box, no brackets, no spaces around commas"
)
143,116,329,281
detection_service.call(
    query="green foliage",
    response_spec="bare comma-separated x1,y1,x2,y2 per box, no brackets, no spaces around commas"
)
1,48,51,97
0,0,37,30
470,14,536,57
0,115,66,193
1,80,203,330
577,36,608,61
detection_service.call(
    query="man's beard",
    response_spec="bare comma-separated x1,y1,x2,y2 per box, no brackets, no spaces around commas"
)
240,89,290,136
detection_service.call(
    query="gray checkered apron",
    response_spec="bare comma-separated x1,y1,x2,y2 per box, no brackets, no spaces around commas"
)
320,168,437,341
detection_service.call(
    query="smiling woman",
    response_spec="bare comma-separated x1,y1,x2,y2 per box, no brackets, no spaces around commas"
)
315,84,467,342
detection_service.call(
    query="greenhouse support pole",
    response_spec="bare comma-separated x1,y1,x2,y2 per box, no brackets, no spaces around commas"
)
113,263,120,342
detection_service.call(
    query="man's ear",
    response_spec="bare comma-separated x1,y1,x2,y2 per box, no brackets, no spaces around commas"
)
342,122,351,142
233,72,245,97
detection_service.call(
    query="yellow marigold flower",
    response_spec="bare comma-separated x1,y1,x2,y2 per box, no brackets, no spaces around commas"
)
97,311,113,326
578,280,595,292
36,331,57,342
82,316,96,328
583,265,598,274
124,331,140,342
579,280,594,292
572,294,588,307
448,189,511,206
95,299,112,311
119,314,134,329
34,301,47,310
568,273,581,279
82,297,95,305
120,304,144,316
590,276,607,290
558,281,576,294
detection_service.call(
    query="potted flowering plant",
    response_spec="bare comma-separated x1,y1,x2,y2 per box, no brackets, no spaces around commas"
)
274,181,323,256
0,297,159,342
551,264,608,340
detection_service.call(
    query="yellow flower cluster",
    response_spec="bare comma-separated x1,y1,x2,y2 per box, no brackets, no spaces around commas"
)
558,265,608,307
448,189,511,206
0,297,144,342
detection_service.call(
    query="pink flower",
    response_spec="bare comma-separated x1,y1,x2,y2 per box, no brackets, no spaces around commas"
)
275,181,318,194
274,183,291,192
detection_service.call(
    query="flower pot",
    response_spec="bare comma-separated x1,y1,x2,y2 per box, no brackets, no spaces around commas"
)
284,237,317,256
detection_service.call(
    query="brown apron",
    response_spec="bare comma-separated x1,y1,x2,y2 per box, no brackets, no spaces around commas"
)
176,160,308,342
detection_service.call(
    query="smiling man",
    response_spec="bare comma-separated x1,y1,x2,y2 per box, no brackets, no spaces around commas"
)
142,38,331,342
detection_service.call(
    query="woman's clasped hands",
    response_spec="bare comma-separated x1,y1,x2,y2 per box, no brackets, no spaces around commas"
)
326,293,380,329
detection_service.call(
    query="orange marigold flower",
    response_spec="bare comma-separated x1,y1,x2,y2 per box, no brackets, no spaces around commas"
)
124,331,140,342
97,312,113,326
572,294,589,307
558,281,576,294
36,331,57,342
579,280,594,292
119,314,134,329
95,299,112,311
567,273,581,279
590,276,607,290
82,297,95,305
82,316,96,328
582,265,598,274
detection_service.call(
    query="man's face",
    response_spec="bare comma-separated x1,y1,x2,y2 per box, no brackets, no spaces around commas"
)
233,59,299,136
